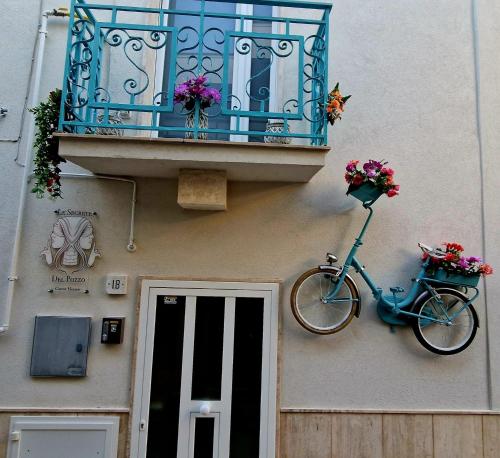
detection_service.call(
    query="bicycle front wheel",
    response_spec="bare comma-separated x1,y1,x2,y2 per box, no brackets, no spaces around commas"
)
412,288,479,355
290,267,359,335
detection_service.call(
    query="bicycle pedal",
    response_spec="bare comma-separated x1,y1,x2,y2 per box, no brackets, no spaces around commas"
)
390,287,405,294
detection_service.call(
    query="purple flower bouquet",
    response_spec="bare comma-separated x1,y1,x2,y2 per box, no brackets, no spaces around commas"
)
174,76,221,111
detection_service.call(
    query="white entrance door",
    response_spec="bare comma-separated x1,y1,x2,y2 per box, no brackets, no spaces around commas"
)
130,280,279,458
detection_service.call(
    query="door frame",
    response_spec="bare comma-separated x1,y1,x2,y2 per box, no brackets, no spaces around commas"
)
129,279,280,458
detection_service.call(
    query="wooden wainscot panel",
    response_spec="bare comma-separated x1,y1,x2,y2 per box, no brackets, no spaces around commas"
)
331,414,383,458
433,415,483,458
482,415,500,458
280,413,332,458
280,411,500,458
382,414,433,458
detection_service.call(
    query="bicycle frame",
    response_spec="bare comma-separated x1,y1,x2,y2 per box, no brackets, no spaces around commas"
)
325,204,479,325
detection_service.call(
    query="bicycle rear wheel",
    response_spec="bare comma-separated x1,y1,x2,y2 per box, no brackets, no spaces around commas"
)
411,288,478,355
290,267,359,334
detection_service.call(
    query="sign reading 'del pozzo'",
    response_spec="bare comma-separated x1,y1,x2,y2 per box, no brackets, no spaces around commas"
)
41,210,101,294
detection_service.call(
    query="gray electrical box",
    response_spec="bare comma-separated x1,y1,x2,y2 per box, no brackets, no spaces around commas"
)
30,316,92,377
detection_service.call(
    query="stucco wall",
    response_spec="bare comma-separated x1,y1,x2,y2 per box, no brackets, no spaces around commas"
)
476,0,500,410
0,0,499,428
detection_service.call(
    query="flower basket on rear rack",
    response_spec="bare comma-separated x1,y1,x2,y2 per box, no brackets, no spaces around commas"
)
423,242,493,287
431,268,480,288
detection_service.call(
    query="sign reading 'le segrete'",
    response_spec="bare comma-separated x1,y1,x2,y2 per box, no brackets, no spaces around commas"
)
41,211,101,294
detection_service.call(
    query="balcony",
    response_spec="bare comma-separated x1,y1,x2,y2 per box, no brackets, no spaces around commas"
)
57,0,332,206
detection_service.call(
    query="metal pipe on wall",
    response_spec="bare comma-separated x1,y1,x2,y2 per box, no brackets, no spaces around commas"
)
55,173,138,253
0,8,69,334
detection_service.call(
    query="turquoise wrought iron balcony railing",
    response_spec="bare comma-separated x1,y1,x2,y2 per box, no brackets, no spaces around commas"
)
60,0,331,145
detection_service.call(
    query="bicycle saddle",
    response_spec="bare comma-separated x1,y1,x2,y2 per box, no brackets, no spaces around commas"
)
326,253,338,264
390,286,405,294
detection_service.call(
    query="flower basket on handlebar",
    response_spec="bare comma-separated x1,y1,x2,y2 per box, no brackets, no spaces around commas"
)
431,268,480,287
347,182,384,204
344,160,400,205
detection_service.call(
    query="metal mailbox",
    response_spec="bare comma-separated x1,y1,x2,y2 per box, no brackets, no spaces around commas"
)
30,316,92,377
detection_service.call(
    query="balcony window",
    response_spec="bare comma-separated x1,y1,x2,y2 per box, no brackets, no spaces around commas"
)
60,0,332,145
157,0,274,142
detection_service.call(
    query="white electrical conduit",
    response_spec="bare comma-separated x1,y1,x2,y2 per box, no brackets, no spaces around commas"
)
0,9,137,334
0,9,62,334
53,173,137,253
0,9,67,334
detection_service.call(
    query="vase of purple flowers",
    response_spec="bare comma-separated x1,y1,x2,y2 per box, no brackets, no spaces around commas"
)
184,108,209,140
174,76,221,140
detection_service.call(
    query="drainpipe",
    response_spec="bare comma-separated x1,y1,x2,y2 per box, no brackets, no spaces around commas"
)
0,8,69,334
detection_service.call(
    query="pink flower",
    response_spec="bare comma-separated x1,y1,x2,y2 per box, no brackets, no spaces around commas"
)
174,82,190,103
195,75,207,85
201,87,221,104
458,257,470,269
381,167,394,176
480,264,493,275
364,159,383,170
174,76,221,109
363,160,382,178
346,160,359,172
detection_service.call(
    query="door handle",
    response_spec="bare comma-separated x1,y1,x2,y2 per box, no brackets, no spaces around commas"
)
200,403,211,416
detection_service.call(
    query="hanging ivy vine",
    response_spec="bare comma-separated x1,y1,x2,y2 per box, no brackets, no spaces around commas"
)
29,89,66,199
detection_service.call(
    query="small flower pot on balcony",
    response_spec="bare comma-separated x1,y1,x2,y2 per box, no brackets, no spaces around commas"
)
94,112,124,136
347,182,383,204
432,269,480,287
185,110,208,140
264,121,291,144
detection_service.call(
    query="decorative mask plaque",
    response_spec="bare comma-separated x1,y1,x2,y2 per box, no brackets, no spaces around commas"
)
41,210,101,293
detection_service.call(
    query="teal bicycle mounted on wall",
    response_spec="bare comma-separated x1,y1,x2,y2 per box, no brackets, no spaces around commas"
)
290,186,481,355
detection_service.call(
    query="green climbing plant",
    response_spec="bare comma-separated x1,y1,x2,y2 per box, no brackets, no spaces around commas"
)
29,89,66,198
